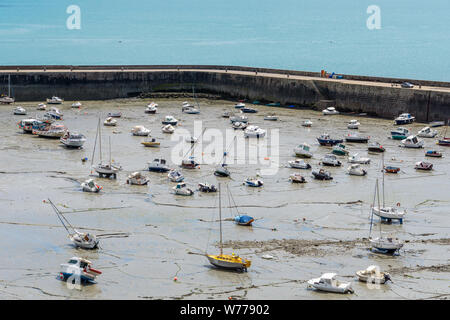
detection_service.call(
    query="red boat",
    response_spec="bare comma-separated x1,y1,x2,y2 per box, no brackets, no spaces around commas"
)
425,150,442,157
384,166,400,173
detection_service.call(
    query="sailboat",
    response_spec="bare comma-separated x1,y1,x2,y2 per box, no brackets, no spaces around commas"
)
180,128,205,169
91,118,122,179
372,153,406,223
369,180,404,254
437,120,450,146
226,184,254,226
182,86,200,114
0,74,15,104
214,136,235,177
205,183,252,271
48,198,99,249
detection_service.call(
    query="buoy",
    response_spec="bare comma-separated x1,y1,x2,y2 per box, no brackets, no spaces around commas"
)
228,296,233,300
173,277,178,282
396,202,401,207
264,157,269,160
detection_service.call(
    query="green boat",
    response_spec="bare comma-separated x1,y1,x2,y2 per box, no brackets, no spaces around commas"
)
252,100,260,105
391,134,407,140
391,128,409,140
266,102,281,107
332,144,349,156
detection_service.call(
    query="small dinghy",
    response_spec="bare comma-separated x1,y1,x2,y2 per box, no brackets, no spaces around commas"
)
356,265,392,284
131,125,151,136
321,154,342,166
302,120,313,127
145,102,158,114
148,158,171,172
168,170,184,182
234,215,254,226
162,115,178,125
141,138,160,147
59,257,102,283
107,111,122,118
347,119,360,129
13,106,27,115
368,141,385,153
198,183,217,193
127,172,149,185
391,127,409,140
332,143,348,156
47,96,64,104
317,133,343,146
322,107,339,115
60,131,86,148
104,117,117,126
222,111,234,118
384,165,400,173
394,113,415,125
345,132,369,143
244,177,264,187
289,173,306,183
288,159,311,169
425,150,442,158
400,135,424,148
32,123,67,138
162,124,175,133
44,107,63,120
71,101,82,108
348,153,370,164
37,103,47,110
307,273,353,294
173,182,194,196
312,169,333,180
231,121,248,130
415,161,433,170
347,164,367,176
244,125,266,138
417,126,437,138
234,102,245,109
81,179,102,193
230,115,248,123
264,114,278,121
294,143,313,158
241,107,257,113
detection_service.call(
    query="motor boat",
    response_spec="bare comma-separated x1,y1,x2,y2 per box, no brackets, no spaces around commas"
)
417,126,437,138
71,101,82,108
234,215,254,226
437,137,450,147
173,182,194,196
400,135,424,148
348,153,370,164
234,102,245,109
391,127,409,140
168,170,184,182
322,107,339,115
345,132,369,143
312,169,332,180
32,123,67,138
347,119,360,129
317,133,343,146
126,172,149,185
222,111,234,118
181,156,200,169
81,179,102,193
162,115,178,125
198,183,217,193
60,131,86,148
148,158,171,172
107,112,122,118
321,154,341,166
394,113,415,125
240,107,258,113
141,138,160,147
44,107,63,120
131,125,151,136
307,273,353,294
384,165,400,173
59,257,102,283
347,164,367,176
17,118,37,133
230,115,248,123
145,102,158,114
13,106,27,115
332,143,348,156
302,120,312,127
104,117,117,126
264,114,278,121
0,96,14,104
288,159,311,169
425,150,442,158
231,121,248,130
415,161,433,170
47,96,64,104
162,124,175,133
356,266,392,284
244,177,264,187
37,103,47,110
368,142,385,152
294,143,313,158
289,173,306,183
244,125,266,138
369,235,403,254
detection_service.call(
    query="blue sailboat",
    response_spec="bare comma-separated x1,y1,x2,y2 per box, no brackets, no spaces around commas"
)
234,215,254,226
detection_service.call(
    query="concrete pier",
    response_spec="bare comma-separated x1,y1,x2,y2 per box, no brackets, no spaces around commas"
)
1,65,449,122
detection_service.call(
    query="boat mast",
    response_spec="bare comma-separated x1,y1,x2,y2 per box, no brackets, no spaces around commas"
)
98,117,102,163
382,153,385,208
8,74,11,97
369,180,377,238
218,183,223,255
376,179,382,236
91,118,99,167
109,136,112,167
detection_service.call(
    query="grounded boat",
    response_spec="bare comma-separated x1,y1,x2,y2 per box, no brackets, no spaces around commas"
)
322,107,339,115
391,127,409,140
131,125,151,136
312,169,332,180
289,173,306,183
264,114,278,121
162,124,175,133
234,102,245,109
417,126,437,138
244,176,264,187
198,183,217,193
240,107,258,113
415,161,433,170
145,102,158,114
347,119,360,129
47,96,64,104
13,106,27,115
71,101,82,108
356,266,392,284
400,135,424,148
168,170,184,182
429,121,445,127
425,150,442,158
394,113,415,125
384,165,400,173
436,137,450,146
222,111,234,118
288,159,311,169
81,179,102,193
173,182,194,196
321,154,342,167
59,257,102,283
345,132,369,143
368,142,385,153
127,172,149,185
230,115,248,123
181,156,200,169
294,143,313,158
103,117,117,126
141,138,160,147
17,118,37,133
302,120,313,127
234,215,255,226
307,273,353,294
162,115,178,125
44,107,63,120
231,121,248,130
244,125,266,138
32,123,67,138
348,153,370,164
317,133,343,146
332,143,348,156
37,103,47,110
60,131,86,148
183,106,200,114
0,75,15,104
107,111,122,118
148,158,171,172
347,164,367,176
214,148,232,177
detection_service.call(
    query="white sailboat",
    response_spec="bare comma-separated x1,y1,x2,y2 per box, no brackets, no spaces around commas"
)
0,74,15,104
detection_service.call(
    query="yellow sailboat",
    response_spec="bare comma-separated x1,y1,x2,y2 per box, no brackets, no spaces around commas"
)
205,183,251,272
